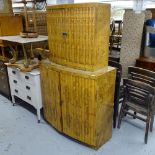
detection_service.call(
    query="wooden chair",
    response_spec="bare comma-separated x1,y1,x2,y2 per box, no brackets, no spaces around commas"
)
128,66,155,128
128,66,155,87
117,79,155,144
109,20,123,53
108,60,122,128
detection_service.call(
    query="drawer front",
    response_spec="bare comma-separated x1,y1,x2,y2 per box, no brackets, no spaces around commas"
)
8,67,37,85
9,76,23,89
24,83,37,96
7,67,22,80
11,87,25,99
25,93,35,107
21,73,36,85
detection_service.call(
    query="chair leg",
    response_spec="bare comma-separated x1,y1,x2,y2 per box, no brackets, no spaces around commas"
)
145,118,150,144
150,114,154,132
113,99,119,128
133,112,137,119
117,105,124,129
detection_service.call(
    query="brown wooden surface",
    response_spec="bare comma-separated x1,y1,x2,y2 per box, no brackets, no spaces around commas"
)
0,15,23,60
0,16,23,37
40,63,62,132
47,3,110,71
40,61,116,148
136,57,155,72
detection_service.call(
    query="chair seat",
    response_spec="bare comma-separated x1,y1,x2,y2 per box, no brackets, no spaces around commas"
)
126,101,148,114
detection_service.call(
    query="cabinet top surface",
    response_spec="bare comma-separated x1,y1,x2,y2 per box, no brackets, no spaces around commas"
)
8,67,40,76
47,3,110,10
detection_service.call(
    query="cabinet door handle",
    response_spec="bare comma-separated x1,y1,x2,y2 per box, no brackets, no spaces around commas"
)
12,71,16,74
26,86,30,90
13,80,17,84
15,89,18,93
25,76,29,80
27,96,31,100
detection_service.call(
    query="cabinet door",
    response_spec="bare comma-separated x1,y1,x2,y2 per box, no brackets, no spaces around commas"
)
40,65,62,131
47,7,95,64
60,72,96,146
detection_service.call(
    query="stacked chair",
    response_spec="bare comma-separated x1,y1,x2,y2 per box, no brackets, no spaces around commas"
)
108,60,122,128
40,3,116,149
118,66,155,144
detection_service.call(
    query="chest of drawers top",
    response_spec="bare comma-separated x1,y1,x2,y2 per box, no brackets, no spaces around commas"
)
7,67,40,85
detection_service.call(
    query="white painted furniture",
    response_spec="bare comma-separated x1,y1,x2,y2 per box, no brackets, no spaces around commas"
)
7,66,42,123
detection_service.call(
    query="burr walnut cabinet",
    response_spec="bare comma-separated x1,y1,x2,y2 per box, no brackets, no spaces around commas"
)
47,3,110,71
40,61,116,148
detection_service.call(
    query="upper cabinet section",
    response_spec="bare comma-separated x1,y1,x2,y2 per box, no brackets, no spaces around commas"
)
47,3,110,71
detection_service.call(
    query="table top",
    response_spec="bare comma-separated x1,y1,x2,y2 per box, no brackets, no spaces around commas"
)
0,35,48,44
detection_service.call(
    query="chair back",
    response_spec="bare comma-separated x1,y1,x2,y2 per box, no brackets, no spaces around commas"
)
123,79,155,109
128,66,155,87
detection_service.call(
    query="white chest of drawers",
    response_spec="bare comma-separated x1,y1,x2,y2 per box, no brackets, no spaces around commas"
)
7,67,42,123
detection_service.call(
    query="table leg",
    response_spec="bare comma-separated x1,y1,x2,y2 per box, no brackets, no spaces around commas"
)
37,108,41,123
30,43,34,59
9,46,18,64
22,44,29,68
1,47,5,59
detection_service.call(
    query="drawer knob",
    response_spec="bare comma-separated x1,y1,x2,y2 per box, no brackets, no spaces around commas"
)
25,76,29,80
12,71,16,74
13,80,17,84
15,89,18,93
26,86,30,90
27,96,31,100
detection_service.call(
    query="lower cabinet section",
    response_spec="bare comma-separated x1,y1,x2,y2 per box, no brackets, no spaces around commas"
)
40,61,116,148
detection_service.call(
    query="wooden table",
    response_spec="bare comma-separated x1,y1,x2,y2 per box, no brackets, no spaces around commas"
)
0,35,48,68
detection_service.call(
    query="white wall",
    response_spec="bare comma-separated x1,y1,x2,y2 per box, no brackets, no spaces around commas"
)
47,0,74,5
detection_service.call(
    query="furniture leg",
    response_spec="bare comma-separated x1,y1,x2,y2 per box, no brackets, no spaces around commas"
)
37,108,41,123
1,47,5,59
22,44,29,68
15,45,18,60
9,46,18,64
133,112,137,119
12,95,15,106
30,43,34,59
113,98,119,128
117,104,124,128
150,114,154,132
145,118,150,144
